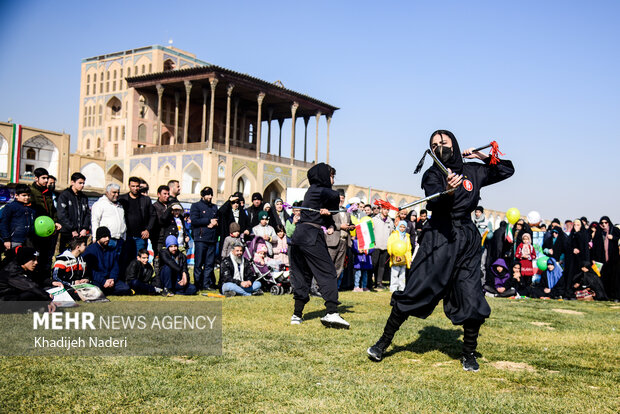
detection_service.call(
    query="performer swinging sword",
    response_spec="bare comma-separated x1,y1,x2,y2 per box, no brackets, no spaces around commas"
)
367,130,514,371
289,163,350,329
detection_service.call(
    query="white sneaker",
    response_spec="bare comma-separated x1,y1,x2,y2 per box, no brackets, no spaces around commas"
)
320,313,350,329
291,315,303,325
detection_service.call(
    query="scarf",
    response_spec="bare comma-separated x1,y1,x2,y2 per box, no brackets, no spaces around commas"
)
546,258,563,289
229,252,245,282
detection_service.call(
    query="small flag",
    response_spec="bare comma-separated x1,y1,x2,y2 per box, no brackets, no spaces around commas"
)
356,219,375,250
505,223,513,243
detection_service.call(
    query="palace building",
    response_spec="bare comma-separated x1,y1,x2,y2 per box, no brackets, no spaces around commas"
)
73,45,338,203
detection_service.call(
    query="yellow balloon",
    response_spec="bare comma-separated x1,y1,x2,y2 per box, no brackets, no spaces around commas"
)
506,208,520,225
392,240,408,256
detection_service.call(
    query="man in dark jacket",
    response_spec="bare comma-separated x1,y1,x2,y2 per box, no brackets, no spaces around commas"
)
0,247,55,302
220,241,262,297
159,235,197,295
125,248,162,295
151,185,173,254
57,172,91,251
29,167,61,273
288,163,349,329
82,227,132,296
190,186,219,290
245,192,264,229
118,176,155,271
0,184,35,250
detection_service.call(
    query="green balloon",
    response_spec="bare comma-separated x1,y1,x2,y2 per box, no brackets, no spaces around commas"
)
34,216,55,237
536,256,549,271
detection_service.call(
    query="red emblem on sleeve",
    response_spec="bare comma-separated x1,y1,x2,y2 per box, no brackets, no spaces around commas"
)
463,179,473,192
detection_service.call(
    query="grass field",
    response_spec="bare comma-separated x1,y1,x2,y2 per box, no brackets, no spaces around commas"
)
1,291,619,413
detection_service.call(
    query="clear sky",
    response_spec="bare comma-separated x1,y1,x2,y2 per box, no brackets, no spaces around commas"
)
1,0,619,223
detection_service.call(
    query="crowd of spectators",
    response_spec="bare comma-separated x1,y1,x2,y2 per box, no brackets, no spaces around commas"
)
0,167,618,307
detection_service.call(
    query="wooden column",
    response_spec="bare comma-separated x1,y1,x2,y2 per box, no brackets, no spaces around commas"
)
314,111,321,163
303,116,309,163
326,114,332,164
232,98,239,146
201,87,208,142
174,91,180,145
267,107,273,154
256,92,265,159
277,118,284,157
208,78,218,149
225,84,234,153
290,102,299,165
183,80,192,144
156,84,164,145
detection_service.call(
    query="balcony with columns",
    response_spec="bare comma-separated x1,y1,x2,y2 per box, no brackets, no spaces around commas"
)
126,65,338,168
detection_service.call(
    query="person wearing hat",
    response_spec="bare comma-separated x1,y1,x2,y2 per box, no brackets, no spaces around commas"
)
82,227,132,295
0,184,35,250
367,129,514,372
221,222,242,259
217,194,251,258
29,167,61,275
190,186,219,290
252,211,277,255
160,203,189,253
159,235,197,295
0,247,56,306
268,198,290,229
245,192,265,229
220,240,263,297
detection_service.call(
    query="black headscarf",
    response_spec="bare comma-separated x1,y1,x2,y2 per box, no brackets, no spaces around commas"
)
307,163,333,188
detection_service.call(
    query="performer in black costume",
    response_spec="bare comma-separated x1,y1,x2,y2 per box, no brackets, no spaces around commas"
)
288,163,350,329
367,130,514,371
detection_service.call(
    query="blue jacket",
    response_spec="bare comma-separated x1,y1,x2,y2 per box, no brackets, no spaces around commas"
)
0,201,35,244
190,199,219,243
82,242,120,285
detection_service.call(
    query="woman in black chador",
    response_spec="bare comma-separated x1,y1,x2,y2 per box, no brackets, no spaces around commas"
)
367,130,514,371
288,163,350,329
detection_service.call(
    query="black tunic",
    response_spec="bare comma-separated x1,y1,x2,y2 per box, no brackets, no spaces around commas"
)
392,147,515,325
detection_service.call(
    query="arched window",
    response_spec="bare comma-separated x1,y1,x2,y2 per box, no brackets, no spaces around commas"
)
141,65,145,74
98,105,103,125
96,137,101,148
26,148,36,159
163,166,170,178
138,124,147,142
106,97,122,119
237,175,250,198
85,139,90,151
139,95,147,118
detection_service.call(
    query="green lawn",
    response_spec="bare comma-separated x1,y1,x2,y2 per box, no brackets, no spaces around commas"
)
1,292,618,413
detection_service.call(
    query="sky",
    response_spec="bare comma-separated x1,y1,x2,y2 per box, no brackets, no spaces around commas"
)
1,0,619,223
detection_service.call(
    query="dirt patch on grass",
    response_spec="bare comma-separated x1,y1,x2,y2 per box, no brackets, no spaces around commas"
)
531,322,555,330
491,361,537,372
433,361,455,367
552,309,584,315
171,357,196,364
610,306,620,310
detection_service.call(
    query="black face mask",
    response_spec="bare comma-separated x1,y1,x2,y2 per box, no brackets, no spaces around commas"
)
434,146,453,164
48,184,55,192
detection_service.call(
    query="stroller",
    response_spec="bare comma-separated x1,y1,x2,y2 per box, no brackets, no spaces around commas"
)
244,235,292,295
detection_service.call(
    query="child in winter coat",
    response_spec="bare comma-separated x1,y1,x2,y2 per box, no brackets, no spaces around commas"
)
387,220,412,292
221,222,242,259
516,233,537,287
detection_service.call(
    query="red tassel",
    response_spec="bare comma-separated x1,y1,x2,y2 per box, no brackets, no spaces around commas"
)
489,141,504,165
374,199,398,212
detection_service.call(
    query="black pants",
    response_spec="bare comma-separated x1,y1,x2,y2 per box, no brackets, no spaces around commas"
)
289,240,340,316
371,249,389,288
391,219,490,325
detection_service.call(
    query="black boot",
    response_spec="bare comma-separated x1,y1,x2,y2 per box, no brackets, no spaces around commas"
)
367,307,408,362
461,320,482,372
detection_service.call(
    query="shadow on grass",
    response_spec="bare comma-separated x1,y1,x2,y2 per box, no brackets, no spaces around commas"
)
302,305,355,321
386,326,464,360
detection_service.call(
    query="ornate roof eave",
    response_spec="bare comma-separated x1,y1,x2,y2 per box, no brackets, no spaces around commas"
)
126,65,339,114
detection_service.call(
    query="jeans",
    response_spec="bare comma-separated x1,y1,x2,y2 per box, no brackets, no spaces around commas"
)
354,269,368,289
159,264,197,295
194,241,217,289
92,279,132,296
128,279,157,295
390,265,406,292
221,281,262,296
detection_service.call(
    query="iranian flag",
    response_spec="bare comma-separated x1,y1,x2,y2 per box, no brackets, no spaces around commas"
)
356,219,375,250
10,124,22,182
